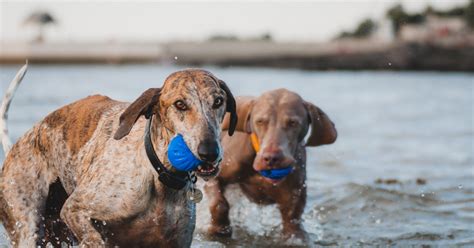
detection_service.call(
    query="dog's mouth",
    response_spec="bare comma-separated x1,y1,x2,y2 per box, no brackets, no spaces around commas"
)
262,177,284,185
195,163,219,179
256,166,293,184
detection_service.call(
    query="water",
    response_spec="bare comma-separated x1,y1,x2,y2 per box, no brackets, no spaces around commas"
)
0,64,473,247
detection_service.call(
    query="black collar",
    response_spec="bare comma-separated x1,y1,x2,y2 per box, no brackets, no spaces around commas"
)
144,114,194,190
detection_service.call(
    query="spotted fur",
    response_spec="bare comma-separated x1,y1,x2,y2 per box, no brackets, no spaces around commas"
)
0,69,235,247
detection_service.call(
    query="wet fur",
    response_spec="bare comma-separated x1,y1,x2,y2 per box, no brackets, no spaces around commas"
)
205,89,337,239
0,69,235,247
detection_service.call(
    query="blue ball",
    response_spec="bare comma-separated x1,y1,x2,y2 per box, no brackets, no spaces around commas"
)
167,134,203,171
259,166,293,180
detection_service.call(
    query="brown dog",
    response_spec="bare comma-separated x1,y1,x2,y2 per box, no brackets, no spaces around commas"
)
0,68,237,247
204,88,337,240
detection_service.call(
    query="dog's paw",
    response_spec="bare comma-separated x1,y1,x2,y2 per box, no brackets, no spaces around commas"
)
283,229,309,245
208,224,233,237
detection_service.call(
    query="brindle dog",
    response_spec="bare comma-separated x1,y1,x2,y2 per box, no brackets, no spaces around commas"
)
0,69,237,247
205,89,337,240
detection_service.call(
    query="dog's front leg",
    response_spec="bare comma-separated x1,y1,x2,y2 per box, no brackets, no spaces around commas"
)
60,194,105,247
205,179,232,237
278,185,308,241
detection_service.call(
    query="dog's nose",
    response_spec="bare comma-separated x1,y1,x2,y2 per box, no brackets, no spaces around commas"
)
262,152,284,166
198,139,220,163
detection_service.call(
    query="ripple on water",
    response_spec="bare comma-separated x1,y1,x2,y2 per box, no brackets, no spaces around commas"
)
306,182,474,246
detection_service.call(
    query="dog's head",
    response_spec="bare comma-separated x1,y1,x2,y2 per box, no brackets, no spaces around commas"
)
223,88,336,181
114,69,237,179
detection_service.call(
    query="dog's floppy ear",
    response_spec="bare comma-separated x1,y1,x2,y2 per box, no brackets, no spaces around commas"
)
114,88,161,140
304,101,337,146
222,96,255,134
218,80,238,136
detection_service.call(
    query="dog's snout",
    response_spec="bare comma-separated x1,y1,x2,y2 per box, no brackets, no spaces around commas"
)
198,139,220,163
262,151,284,166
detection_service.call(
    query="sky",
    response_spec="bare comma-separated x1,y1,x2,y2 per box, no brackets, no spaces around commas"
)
0,0,469,43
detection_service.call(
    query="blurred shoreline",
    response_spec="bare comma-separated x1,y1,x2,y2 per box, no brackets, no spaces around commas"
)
1,40,474,71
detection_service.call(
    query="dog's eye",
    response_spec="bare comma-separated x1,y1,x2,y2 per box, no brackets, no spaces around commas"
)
213,97,224,109
256,119,267,126
288,120,299,127
174,100,188,111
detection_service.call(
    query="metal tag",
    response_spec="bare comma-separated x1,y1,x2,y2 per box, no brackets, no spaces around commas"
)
187,188,203,203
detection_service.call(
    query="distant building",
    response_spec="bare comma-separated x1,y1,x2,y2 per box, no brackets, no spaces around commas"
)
372,19,394,42
399,15,473,46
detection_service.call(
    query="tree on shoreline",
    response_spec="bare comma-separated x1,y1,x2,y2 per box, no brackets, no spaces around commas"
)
386,4,425,36
337,18,377,39
466,0,474,28
23,11,57,43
